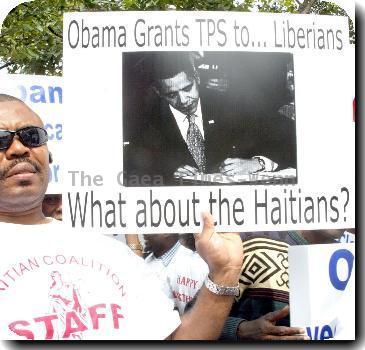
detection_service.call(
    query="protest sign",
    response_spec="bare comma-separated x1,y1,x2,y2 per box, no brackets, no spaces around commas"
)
0,74,63,193
0,225,180,340
289,243,355,340
0,4,357,345
61,11,354,234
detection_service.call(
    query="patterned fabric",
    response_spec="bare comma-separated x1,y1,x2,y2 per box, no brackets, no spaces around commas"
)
237,237,290,300
229,231,308,326
186,114,206,173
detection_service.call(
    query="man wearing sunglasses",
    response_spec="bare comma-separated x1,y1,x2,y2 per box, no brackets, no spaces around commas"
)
0,93,52,225
0,94,246,341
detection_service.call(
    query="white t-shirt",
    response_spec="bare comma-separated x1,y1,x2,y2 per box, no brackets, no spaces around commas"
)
0,225,180,340
0,218,62,227
145,243,208,315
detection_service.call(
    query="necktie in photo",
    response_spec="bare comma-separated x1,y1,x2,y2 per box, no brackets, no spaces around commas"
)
186,114,206,173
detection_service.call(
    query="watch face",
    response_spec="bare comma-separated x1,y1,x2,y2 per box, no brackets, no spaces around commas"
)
253,156,266,171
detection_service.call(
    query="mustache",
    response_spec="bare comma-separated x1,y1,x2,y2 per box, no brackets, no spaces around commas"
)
0,158,41,181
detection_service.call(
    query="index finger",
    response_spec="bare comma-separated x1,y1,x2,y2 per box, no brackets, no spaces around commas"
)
262,334,310,341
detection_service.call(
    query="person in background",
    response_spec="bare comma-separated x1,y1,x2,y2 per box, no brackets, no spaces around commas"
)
144,233,208,315
179,233,196,251
125,234,144,258
42,194,62,221
220,229,348,340
0,93,247,340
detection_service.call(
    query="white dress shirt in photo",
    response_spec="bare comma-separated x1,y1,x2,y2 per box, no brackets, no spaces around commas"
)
169,99,205,142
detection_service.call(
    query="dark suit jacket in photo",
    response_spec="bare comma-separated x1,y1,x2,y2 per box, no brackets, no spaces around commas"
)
123,84,297,186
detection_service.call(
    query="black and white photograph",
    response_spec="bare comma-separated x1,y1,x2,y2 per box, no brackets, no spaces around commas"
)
123,51,297,187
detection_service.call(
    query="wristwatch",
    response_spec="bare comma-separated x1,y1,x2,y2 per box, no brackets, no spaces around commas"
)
204,275,239,296
252,156,266,173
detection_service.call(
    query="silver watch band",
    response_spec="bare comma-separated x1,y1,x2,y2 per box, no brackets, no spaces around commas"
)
204,275,239,296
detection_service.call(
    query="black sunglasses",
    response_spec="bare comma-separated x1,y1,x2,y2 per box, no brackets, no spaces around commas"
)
0,126,48,150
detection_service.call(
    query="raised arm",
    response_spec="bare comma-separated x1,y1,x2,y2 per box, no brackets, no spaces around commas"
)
170,213,243,340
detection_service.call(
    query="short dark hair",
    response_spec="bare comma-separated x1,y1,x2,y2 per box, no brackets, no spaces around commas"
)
148,52,195,87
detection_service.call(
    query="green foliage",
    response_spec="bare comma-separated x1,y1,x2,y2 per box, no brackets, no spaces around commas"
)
0,0,354,76
253,0,298,13
0,0,127,74
308,1,355,44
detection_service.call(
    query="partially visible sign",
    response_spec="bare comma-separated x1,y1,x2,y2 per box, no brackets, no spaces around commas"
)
63,11,354,233
289,243,355,340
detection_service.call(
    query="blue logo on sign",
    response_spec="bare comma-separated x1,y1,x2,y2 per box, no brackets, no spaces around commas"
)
329,249,354,291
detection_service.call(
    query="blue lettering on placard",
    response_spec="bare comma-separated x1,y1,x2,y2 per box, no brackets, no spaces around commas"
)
30,85,46,103
44,123,63,141
306,326,319,340
48,86,62,104
48,164,60,183
306,324,335,340
329,249,354,291
17,85,63,104
18,85,27,101
320,325,334,340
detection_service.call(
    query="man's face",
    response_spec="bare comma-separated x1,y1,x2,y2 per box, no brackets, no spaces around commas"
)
143,234,165,255
315,229,344,240
158,71,199,115
42,194,62,221
0,101,49,212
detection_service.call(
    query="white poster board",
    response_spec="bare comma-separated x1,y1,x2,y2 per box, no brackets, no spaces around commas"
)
289,243,355,340
61,11,354,235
